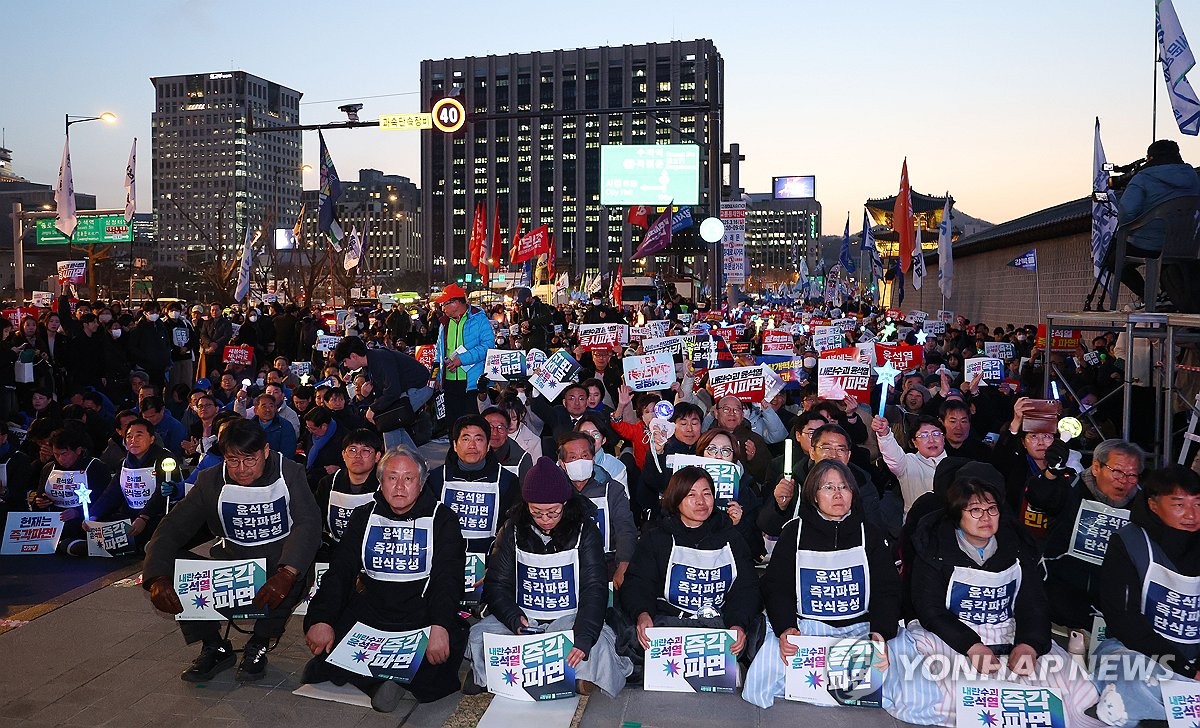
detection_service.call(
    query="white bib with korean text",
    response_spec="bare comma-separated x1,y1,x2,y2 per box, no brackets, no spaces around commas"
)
794,521,870,621
515,534,581,621
945,561,1022,646
664,540,737,616
362,508,435,583
441,474,501,545
46,467,87,508
327,487,375,543
588,496,611,553
1067,499,1130,566
216,455,292,546
120,465,157,511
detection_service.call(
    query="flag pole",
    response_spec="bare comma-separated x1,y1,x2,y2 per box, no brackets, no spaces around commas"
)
1035,251,1043,322
1152,11,1159,143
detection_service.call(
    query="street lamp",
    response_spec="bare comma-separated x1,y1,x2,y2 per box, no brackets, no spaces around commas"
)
65,112,117,135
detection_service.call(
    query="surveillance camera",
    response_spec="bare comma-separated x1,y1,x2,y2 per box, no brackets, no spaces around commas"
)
338,103,364,122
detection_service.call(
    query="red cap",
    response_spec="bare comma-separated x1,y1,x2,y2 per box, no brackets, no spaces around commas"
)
433,283,468,304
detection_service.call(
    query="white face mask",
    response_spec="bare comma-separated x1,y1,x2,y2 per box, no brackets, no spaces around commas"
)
562,458,593,482
249,315,259,323
147,313,160,322
169,311,181,319
592,299,602,306
110,329,122,339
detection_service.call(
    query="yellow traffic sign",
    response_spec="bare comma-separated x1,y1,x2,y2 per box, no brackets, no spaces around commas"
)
379,113,433,131
431,97,465,133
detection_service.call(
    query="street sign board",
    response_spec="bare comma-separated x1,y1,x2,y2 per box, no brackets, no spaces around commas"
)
379,113,433,131
35,214,132,246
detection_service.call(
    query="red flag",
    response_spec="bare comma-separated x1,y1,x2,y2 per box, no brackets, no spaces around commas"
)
612,266,624,306
508,220,524,265
469,202,485,268
488,206,502,269
895,158,914,273
547,242,555,282
627,205,649,228
510,224,551,264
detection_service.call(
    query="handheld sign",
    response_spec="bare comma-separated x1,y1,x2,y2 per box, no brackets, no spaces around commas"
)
963,357,1004,386
85,519,136,557
784,635,885,708
643,627,738,694
761,330,795,355
529,350,581,401
2,512,65,554
327,623,430,684
817,358,871,402
484,349,527,381
983,341,1016,360
222,345,254,366
1160,673,1200,728
666,454,741,506
483,631,577,701
174,558,267,620
956,682,1066,728
623,352,676,391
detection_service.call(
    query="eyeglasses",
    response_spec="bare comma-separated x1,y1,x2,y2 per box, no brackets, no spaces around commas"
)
488,424,509,432
344,446,377,457
225,454,265,469
914,432,945,440
817,483,852,493
966,505,1000,519
585,431,604,440
815,445,850,455
529,507,563,521
801,428,821,437
704,446,735,458
1025,433,1055,444
1101,463,1139,482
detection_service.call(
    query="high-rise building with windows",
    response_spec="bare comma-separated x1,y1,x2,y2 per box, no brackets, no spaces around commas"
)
150,70,302,270
744,193,822,281
420,40,723,285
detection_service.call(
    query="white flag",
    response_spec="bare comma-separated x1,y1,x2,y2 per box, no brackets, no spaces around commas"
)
343,225,363,270
1158,0,1200,135
124,138,136,223
912,221,926,290
235,228,258,302
1091,118,1120,278
861,210,883,284
937,194,954,298
54,138,77,238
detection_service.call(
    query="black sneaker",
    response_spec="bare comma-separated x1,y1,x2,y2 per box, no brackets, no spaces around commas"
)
371,679,405,713
181,640,235,683
236,639,269,682
461,671,485,695
300,655,325,685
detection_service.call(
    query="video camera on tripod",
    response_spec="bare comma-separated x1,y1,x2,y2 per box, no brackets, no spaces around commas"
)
1103,158,1148,192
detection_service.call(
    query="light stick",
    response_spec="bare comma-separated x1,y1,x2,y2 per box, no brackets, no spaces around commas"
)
74,485,91,521
914,330,929,345
874,360,902,418
783,438,793,478
879,321,897,341
161,457,178,513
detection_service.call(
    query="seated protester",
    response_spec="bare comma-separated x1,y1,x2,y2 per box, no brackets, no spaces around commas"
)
873,413,948,516
760,424,887,537
323,387,368,434
350,371,375,416
691,428,763,557
0,424,34,515
637,401,705,520
252,394,298,461
940,399,994,462
622,466,759,670
762,411,828,493
18,386,62,428
744,459,899,708
141,395,187,457
263,382,301,436
992,397,1084,545
611,386,661,472
290,384,316,421
530,382,609,457
1093,465,1200,726
496,393,542,460
425,415,521,556
302,407,344,493
482,406,534,483
581,377,614,418
181,393,221,468
212,372,239,412
21,418,59,493
885,476,1098,727
301,446,468,710
141,419,321,683
314,428,382,558
182,411,244,489
559,431,638,588
29,427,113,555
464,458,632,697
575,413,628,498
90,417,179,551
703,396,785,484
810,396,870,450
1029,438,1145,629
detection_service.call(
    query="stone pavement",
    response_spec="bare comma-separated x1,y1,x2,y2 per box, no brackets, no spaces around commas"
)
0,436,916,727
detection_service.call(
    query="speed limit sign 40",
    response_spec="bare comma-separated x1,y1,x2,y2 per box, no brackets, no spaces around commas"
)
431,97,465,133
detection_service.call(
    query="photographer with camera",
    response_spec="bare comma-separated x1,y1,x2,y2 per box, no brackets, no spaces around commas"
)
1109,139,1200,311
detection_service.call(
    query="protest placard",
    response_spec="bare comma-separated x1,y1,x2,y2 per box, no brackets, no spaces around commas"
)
1035,325,1082,353
755,356,809,389
665,454,741,505
885,308,903,320
905,310,928,326
810,326,845,353
983,341,1016,360
316,334,343,353
642,335,685,357
832,317,858,334
327,623,430,684
529,350,581,400
874,343,924,371
784,635,884,708
2,512,65,555
623,352,676,391
643,628,737,694
761,330,795,355
174,558,267,621
577,323,628,351
923,320,946,334
708,364,780,403
956,682,1066,728
289,362,311,380
84,519,135,557
464,553,486,602
817,358,872,402
1160,676,1200,728
484,349,527,381
222,345,254,366
414,344,436,372
964,357,1004,386
483,631,577,701
937,310,954,323
1067,502,1130,566
292,562,329,617
684,335,733,370
31,291,53,308
57,260,86,285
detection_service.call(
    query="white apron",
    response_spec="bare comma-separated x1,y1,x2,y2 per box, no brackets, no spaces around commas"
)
664,538,737,616
794,521,870,621
216,453,292,546
515,531,581,621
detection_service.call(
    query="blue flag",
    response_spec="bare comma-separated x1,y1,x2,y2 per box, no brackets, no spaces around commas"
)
670,206,694,234
318,131,344,246
862,210,882,284
1007,249,1038,271
838,213,857,274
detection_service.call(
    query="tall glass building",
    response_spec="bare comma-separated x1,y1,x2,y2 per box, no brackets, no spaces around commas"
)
420,40,723,286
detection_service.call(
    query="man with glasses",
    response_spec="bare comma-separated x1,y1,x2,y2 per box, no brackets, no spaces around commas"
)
532,382,610,458
1025,438,1145,629
314,428,383,558
706,394,785,487
481,406,534,483
141,418,321,684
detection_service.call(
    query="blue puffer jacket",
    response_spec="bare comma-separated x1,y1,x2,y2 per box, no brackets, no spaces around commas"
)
436,305,493,391
1118,163,1200,252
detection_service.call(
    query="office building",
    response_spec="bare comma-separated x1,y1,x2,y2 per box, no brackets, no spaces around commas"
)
150,70,302,270
744,192,822,282
420,39,723,284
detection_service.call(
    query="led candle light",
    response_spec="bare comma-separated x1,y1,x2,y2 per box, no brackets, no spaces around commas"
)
874,361,901,418
783,438,793,478
74,485,91,522
161,458,178,513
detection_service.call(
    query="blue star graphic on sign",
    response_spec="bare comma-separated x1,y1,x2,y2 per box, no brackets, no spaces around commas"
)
353,650,369,663
804,671,823,688
664,660,680,677
503,669,518,686
191,594,209,610
978,710,998,726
